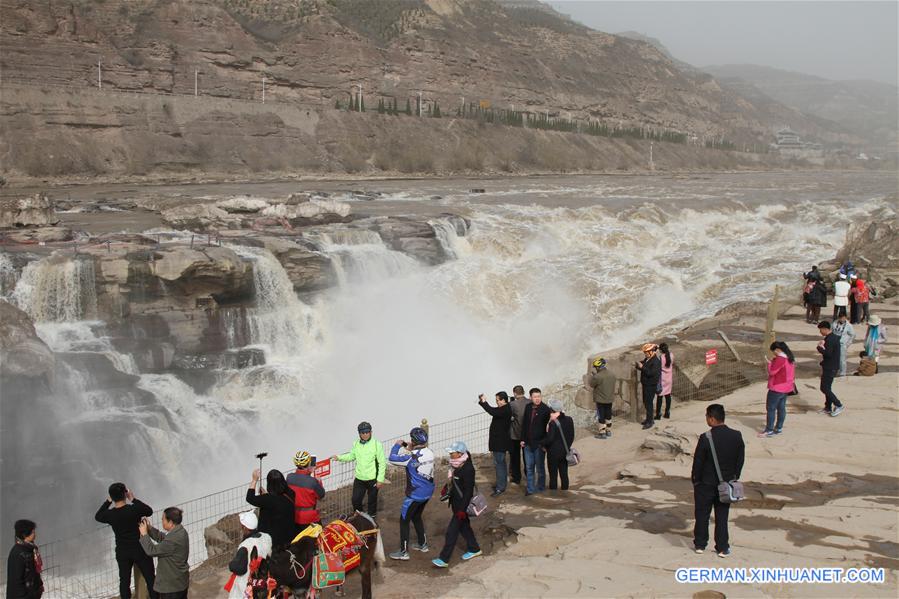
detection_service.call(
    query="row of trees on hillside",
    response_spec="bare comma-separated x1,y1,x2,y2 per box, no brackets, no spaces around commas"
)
335,93,754,149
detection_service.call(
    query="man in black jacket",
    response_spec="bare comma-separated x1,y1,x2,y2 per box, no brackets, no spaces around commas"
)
520,388,551,496
95,483,157,599
817,321,844,416
432,442,481,567
636,343,662,429
478,391,512,496
6,519,43,599
691,404,745,557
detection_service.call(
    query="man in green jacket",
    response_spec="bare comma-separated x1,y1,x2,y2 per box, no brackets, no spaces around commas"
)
332,421,387,519
138,507,189,599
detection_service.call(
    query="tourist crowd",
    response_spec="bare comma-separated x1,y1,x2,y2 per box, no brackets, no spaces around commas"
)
6,259,891,598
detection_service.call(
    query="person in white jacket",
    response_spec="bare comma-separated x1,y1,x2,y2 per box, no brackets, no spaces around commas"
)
833,274,850,321
832,312,855,376
226,511,272,599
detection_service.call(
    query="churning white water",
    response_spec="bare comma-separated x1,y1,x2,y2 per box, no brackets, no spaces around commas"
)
2,175,896,537
302,227,421,284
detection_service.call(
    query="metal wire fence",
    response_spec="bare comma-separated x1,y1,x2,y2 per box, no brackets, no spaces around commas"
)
2,351,757,598
0,412,490,598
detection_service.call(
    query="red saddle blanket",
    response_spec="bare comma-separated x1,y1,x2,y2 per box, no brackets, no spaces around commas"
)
317,520,364,572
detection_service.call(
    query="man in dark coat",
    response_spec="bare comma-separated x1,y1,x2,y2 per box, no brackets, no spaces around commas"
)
807,279,827,323
543,399,575,491
478,391,512,496
95,483,157,599
691,404,745,557
817,321,844,416
6,519,43,599
520,388,552,496
636,343,662,429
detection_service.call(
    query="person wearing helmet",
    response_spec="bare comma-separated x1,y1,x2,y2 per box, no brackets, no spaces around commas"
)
590,357,616,439
286,450,325,534
636,343,662,429
387,427,435,560
432,441,481,568
331,421,387,519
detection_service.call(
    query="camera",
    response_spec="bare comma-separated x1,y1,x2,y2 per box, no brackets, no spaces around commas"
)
255,452,268,460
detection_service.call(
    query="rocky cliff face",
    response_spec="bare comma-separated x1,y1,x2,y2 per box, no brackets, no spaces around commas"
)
0,0,858,180
2,192,471,381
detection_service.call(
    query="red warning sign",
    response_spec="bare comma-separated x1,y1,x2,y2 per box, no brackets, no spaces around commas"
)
705,349,718,366
314,459,331,479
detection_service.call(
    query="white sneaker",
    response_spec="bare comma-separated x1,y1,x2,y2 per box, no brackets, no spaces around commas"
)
831,406,844,417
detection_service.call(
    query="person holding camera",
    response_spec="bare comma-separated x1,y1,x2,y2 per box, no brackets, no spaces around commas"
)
331,421,387,519
478,392,512,497
387,427,435,560
6,519,43,599
138,508,189,599
246,469,297,550
286,450,325,535
95,483,157,599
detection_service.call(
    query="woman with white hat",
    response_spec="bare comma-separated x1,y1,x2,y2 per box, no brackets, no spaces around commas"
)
863,315,887,373
225,511,272,599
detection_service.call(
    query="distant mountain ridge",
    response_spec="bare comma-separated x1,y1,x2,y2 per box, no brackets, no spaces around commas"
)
702,63,897,151
0,0,885,179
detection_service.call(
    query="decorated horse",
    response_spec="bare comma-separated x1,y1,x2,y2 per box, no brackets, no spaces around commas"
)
268,512,383,599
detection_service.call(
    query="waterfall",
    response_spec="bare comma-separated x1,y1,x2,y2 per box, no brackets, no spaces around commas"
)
0,251,17,297
11,254,97,322
430,217,472,260
302,227,420,285
230,245,326,361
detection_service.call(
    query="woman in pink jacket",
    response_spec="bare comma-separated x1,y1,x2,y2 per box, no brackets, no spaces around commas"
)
759,341,796,438
654,343,674,419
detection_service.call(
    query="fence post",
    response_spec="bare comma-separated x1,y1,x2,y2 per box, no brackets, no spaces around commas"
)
629,370,640,422
134,565,150,599
763,284,780,360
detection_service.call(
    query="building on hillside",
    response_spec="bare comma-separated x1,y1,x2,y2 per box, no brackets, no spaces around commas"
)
772,126,824,162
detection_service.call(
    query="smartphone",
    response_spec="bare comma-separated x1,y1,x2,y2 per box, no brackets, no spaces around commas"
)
310,455,317,467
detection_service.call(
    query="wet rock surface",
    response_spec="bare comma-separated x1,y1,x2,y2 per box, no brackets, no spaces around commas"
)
0,193,59,227
0,300,55,381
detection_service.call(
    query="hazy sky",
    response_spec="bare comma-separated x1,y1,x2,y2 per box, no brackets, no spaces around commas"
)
547,1,899,85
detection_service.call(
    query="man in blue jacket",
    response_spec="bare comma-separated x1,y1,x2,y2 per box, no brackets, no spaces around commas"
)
387,427,435,560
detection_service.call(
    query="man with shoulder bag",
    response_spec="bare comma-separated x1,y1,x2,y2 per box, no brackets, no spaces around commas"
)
691,404,745,558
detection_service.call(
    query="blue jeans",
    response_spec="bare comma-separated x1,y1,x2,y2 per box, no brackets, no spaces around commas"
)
523,445,546,494
765,390,787,433
492,451,508,492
